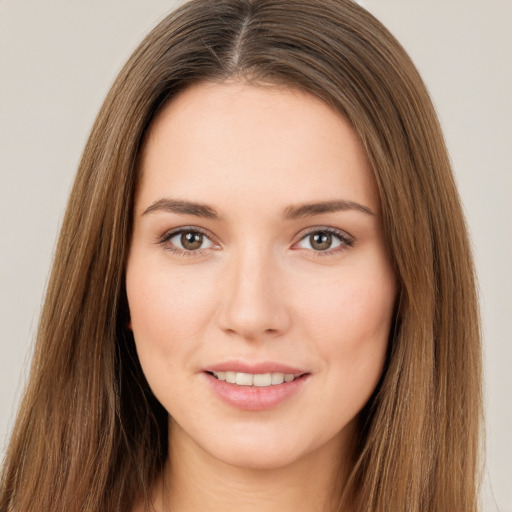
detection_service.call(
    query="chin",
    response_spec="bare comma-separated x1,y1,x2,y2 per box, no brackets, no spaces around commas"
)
206,439,310,471
186,417,352,472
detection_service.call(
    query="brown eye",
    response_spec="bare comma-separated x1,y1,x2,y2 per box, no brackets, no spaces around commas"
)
310,232,333,251
181,231,203,250
295,229,351,253
165,229,214,252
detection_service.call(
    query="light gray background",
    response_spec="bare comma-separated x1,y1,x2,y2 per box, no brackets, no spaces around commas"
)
0,1,510,510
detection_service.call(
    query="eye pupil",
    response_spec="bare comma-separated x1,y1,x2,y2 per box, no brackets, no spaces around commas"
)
310,232,332,251
181,231,203,250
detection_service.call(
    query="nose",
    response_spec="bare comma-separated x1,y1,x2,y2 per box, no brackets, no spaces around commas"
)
216,246,291,341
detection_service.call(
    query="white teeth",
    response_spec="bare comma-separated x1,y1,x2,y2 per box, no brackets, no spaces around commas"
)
253,373,272,387
211,371,299,387
271,372,285,384
236,372,254,386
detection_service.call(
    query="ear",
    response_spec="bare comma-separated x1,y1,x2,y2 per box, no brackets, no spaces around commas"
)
127,320,133,331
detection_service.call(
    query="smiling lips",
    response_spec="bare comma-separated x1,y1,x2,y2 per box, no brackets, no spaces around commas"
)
204,362,309,411
210,371,301,387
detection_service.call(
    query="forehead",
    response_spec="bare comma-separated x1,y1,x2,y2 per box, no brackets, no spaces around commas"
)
136,80,379,215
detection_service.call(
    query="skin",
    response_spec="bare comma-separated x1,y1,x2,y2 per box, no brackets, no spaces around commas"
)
126,81,397,512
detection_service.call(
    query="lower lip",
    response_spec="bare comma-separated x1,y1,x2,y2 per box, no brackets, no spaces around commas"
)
204,373,309,411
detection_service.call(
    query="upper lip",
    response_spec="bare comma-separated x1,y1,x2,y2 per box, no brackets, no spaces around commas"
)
205,360,308,375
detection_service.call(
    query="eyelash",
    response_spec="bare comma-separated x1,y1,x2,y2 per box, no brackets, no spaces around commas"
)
293,227,354,256
157,226,217,256
157,226,354,256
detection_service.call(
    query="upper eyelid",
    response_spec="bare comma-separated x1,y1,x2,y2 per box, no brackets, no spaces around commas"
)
159,226,215,243
294,226,354,243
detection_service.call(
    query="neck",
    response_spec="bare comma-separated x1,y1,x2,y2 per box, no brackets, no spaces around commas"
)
151,420,355,512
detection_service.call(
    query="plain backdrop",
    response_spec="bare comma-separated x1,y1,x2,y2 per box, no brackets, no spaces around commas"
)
0,1,511,510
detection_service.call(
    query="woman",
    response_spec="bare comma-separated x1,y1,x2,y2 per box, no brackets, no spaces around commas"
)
0,1,482,511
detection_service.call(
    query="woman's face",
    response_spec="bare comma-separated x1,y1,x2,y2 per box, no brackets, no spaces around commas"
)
126,81,397,470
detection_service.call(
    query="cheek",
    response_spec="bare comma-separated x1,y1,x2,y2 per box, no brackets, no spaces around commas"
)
125,257,218,386
299,262,396,388
301,264,395,340
127,262,213,339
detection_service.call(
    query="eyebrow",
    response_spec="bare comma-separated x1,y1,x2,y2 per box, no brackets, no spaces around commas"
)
142,198,221,219
283,199,375,219
142,197,375,220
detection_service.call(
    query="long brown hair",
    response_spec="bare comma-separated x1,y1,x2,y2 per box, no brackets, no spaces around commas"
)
0,1,482,510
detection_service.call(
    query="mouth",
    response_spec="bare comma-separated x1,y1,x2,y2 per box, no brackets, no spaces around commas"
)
206,371,306,387
203,364,310,411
